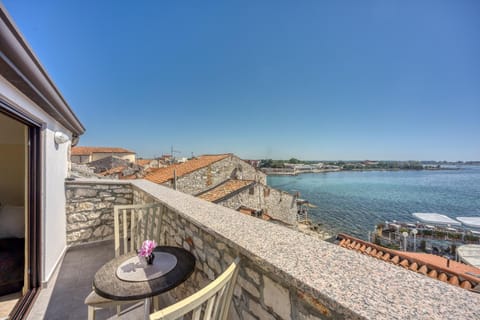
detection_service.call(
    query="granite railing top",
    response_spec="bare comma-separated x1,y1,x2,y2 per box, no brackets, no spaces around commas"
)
70,178,480,319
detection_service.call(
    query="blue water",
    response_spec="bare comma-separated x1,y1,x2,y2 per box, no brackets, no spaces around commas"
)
268,166,480,239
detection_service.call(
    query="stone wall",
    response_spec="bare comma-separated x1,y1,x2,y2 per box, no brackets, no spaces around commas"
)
167,155,267,195
65,181,133,245
262,187,297,224
133,186,336,320
218,184,297,225
64,179,480,319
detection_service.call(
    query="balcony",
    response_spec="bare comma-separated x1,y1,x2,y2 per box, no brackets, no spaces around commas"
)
29,179,480,319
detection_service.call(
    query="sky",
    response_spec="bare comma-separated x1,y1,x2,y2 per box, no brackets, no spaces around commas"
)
3,1,480,161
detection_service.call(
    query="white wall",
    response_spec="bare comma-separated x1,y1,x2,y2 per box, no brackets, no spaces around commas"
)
43,129,69,282
0,75,71,285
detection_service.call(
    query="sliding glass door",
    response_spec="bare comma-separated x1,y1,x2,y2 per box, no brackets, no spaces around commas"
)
0,104,40,320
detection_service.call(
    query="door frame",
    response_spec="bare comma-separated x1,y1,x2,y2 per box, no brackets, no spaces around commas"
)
0,101,42,320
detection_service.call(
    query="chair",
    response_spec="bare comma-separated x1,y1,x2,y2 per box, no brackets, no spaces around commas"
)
85,203,164,320
149,258,240,320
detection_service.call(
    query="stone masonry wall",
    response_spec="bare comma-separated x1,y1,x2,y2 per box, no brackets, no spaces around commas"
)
65,181,133,245
170,155,267,195
262,187,297,225
218,184,297,225
133,187,336,320
64,179,480,319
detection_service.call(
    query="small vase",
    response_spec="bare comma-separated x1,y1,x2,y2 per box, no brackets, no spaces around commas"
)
145,253,155,265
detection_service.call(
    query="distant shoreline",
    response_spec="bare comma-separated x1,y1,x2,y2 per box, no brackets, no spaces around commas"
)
262,167,460,176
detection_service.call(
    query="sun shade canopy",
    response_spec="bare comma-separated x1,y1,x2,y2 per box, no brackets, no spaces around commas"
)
412,213,461,226
456,217,480,229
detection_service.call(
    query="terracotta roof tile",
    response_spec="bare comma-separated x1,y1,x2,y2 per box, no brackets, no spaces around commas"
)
145,154,231,184
72,146,135,155
448,276,459,286
418,265,428,275
136,159,153,166
409,262,418,272
197,180,255,202
337,233,480,292
428,270,438,279
438,273,448,282
99,166,126,176
399,259,410,268
261,213,272,221
460,281,472,290
238,207,255,215
398,251,480,277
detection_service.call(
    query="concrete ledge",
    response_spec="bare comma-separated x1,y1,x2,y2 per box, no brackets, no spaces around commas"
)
130,179,480,319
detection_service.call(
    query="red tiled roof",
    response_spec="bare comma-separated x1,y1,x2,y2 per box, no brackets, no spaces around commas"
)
238,207,257,215
99,166,126,176
398,251,480,277
197,180,255,202
120,174,138,180
136,159,153,166
337,233,480,292
72,146,135,156
237,206,273,221
144,154,231,184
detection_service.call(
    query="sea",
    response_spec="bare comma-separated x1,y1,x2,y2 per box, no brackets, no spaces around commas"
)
267,166,480,240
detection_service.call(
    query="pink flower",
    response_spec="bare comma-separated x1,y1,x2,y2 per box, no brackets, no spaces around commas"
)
138,239,157,257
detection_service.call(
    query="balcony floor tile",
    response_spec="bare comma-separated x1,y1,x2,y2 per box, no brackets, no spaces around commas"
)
28,241,145,319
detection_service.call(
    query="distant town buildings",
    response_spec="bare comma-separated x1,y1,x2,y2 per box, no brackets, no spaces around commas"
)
71,146,136,164
68,150,298,225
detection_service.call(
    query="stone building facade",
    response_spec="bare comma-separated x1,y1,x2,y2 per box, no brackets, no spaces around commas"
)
146,154,266,195
145,154,297,225
169,155,266,194
199,180,297,225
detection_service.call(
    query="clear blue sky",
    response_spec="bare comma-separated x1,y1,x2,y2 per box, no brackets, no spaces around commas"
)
3,1,479,161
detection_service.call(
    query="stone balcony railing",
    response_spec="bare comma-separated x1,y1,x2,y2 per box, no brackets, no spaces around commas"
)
65,179,480,319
